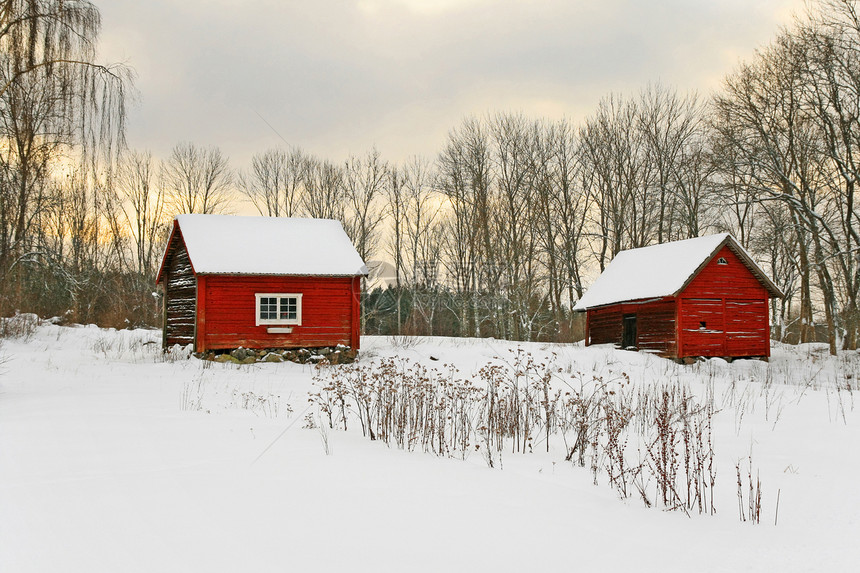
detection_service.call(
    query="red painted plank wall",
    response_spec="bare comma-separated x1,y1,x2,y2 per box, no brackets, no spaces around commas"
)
198,275,360,352
633,299,677,355
587,305,623,346
677,298,726,357
678,246,770,357
682,246,768,300
586,298,677,356
726,299,769,356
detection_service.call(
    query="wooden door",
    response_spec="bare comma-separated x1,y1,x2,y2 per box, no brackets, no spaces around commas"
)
622,314,637,349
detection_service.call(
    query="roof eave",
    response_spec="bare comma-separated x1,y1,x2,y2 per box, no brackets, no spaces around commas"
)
196,271,368,278
574,295,675,312
155,220,180,285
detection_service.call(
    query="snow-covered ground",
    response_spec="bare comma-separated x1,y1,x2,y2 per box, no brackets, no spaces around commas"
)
1,320,858,572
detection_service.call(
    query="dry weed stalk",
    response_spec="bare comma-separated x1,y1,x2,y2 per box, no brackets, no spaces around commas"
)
310,351,719,515
736,455,763,524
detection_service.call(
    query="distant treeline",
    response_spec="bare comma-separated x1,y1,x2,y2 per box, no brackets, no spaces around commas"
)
1,1,859,352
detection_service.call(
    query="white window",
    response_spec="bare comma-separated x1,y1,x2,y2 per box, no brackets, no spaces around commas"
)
717,257,728,265
255,293,302,326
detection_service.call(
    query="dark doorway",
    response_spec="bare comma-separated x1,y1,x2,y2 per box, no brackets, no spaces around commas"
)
622,314,637,349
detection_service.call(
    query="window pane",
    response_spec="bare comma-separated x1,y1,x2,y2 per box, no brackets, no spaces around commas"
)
260,297,277,320
279,297,297,320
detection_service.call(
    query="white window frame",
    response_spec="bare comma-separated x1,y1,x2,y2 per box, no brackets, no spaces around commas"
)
255,293,303,326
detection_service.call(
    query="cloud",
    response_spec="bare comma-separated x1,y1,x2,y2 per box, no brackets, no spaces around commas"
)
357,0,492,16
97,0,806,166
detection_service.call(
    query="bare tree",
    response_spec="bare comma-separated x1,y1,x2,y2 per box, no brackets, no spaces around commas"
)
580,94,654,270
797,0,860,348
709,121,761,248
342,147,387,263
0,0,131,312
238,146,305,217
302,156,344,220
402,156,443,334
752,201,798,341
386,164,406,334
164,143,233,215
490,112,540,340
639,83,708,241
533,118,589,332
116,150,166,277
402,156,441,287
713,30,832,350
437,117,492,337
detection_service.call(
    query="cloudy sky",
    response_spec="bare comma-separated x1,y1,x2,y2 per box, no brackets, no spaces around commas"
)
97,0,805,168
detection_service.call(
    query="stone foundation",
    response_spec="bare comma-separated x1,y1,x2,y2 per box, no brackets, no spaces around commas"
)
195,345,358,365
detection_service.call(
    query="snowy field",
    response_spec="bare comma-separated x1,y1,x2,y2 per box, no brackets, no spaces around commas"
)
1,318,858,572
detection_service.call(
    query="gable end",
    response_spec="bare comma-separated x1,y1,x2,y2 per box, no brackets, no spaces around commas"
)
160,226,198,348
673,236,783,299
156,220,198,285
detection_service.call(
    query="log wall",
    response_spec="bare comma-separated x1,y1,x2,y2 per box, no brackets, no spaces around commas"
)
162,230,197,348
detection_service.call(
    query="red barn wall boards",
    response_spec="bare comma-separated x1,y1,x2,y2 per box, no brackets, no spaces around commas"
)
156,215,367,352
574,234,783,359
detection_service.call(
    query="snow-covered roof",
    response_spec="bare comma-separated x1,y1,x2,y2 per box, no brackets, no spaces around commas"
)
573,233,782,311
159,215,368,279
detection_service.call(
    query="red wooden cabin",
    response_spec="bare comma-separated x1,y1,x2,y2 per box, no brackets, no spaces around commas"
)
573,234,783,359
156,215,367,352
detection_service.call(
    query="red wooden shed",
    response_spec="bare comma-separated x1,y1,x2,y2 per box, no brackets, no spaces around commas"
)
573,234,783,359
156,215,367,353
